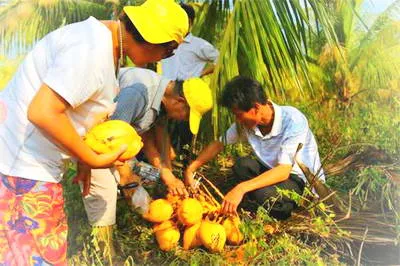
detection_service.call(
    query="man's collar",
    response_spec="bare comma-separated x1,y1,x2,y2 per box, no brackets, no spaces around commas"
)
269,101,283,137
184,33,193,43
252,101,283,138
151,77,171,113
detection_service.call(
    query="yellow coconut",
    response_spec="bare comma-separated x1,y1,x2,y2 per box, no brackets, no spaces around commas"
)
143,199,173,223
153,221,180,251
223,216,244,245
177,198,203,226
183,223,202,250
84,120,143,161
198,220,226,252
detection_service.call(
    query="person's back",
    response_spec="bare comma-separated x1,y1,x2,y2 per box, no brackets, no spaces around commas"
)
115,67,171,134
161,33,218,80
160,3,219,80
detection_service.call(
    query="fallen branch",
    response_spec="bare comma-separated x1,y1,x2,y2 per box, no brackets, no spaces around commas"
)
356,226,368,266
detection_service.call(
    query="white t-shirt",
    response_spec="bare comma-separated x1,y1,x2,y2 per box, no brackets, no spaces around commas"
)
221,102,325,184
0,17,118,183
161,33,219,80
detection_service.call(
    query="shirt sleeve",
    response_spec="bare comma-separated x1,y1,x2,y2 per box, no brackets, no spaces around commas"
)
110,85,147,124
277,121,308,166
43,41,102,109
219,123,241,144
198,42,219,64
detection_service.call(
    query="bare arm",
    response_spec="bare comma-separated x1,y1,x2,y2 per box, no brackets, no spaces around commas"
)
200,64,215,77
27,83,126,168
142,125,188,197
141,127,163,168
221,164,292,214
184,140,224,186
115,162,141,204
154,121,173,169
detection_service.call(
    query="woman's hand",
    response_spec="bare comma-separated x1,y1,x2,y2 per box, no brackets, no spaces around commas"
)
85,144,128,168
28,83,128,169
72,162,92,197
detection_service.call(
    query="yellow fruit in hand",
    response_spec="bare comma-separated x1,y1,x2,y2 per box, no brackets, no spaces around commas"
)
84,120,143,161
143,199,173,223
183,223,202,250
198,220,226,252
154,220,180,251
223,216,244,245
177,198,203,226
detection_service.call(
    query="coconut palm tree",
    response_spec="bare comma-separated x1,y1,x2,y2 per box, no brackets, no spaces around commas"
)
315,0,400,104
189,0,338,137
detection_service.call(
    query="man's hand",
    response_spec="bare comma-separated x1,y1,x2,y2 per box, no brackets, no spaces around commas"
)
72,162,91,197
119,172,141,205
162,168,188,197
221,185,245,215
183,167,196,188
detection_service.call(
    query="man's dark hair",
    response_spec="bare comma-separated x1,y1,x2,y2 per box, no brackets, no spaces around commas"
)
180,3,195,23
219,76,268,111
174,80,185,97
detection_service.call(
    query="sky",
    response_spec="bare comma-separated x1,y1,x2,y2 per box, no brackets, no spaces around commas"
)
362,0,397,14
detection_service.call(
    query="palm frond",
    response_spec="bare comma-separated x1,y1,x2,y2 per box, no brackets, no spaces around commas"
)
0,55,22,89
0,0,110,56
350,0,400,70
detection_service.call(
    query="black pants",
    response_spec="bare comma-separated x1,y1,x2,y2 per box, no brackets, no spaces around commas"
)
232,156,305,220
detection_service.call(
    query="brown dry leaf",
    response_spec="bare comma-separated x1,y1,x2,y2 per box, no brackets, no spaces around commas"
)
263,224,276,235
223,245,246,265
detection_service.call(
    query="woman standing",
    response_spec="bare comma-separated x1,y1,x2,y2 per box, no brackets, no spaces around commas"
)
0,0,188,264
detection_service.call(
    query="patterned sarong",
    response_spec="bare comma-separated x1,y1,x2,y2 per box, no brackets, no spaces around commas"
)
0,173,67,266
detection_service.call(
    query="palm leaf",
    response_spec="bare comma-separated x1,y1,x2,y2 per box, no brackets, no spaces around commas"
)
350,0,400,70
0,0,111,55
205,0,339,140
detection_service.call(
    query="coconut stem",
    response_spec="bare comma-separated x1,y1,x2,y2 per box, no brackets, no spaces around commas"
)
196,172,225,200
200,183,221,208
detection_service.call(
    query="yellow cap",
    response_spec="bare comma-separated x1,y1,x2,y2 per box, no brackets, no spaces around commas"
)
123,0,189,44
183,78,213,135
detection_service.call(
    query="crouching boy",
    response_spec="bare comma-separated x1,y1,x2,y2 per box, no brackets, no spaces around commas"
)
184,76,325,220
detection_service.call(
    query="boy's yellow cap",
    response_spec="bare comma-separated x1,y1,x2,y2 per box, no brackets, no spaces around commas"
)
123,0,189,44
183,78,213,135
